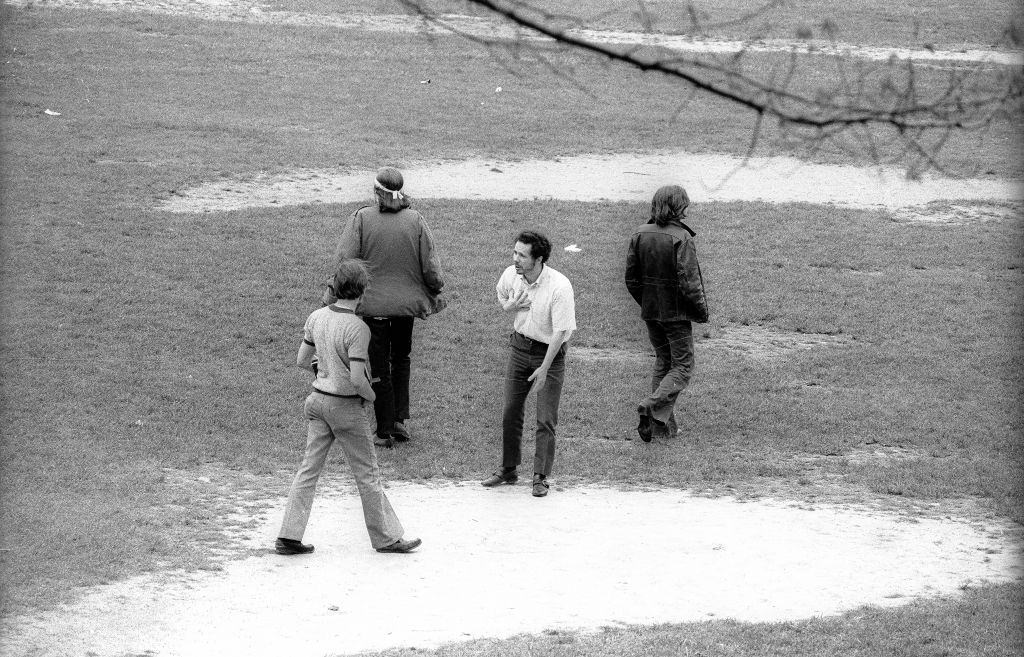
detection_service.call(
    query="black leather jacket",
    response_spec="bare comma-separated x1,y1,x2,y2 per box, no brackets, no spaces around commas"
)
625,219,708,323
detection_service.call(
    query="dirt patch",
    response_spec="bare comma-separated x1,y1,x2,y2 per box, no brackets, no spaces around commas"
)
573,325,851,364
156,152,1024,213
703,325,851,360
159,464,287,558
892,201,1024,225
1,478,1020,657
571,345,649,362
10,1,1022,66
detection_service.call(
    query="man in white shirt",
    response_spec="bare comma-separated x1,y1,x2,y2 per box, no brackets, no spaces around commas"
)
481,230,576,497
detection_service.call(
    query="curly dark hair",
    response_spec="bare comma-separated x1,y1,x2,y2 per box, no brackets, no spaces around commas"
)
515,230,552,263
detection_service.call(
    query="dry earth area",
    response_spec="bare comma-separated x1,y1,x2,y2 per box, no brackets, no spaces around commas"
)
576,325,852,363
1,472,1021,657
158,151,1024,216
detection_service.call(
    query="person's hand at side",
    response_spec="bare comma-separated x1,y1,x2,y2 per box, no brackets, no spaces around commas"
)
350,360,376,403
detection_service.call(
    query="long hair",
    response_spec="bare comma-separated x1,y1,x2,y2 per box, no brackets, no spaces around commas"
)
650,185,690,227
374,167,412,213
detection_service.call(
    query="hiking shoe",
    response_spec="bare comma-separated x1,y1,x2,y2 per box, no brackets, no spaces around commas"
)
481,470,518,487
275,538,314,555
637,405,653,442
376,537,422,553
391,422,411,442
532,474,549,497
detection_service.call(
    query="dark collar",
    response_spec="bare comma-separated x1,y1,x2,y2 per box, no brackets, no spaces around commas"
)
646,218,696,236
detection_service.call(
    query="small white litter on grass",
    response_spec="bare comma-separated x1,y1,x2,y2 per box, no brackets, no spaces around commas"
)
156,151,1024,214
1,481,1020,657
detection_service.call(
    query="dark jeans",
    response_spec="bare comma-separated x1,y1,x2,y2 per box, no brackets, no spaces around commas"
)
501,332,566,477
642,320,694,434
365,316,415,437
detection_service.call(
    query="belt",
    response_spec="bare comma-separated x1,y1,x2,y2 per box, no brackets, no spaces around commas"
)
513,331,549,349
512,332,568,358
312,387,362,399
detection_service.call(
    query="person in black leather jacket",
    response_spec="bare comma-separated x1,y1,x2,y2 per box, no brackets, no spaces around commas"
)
625,185,709,442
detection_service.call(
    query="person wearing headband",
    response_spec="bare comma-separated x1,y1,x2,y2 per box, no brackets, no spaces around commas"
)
331,167,447,448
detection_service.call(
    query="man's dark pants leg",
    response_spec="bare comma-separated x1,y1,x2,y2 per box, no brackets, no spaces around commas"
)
501,334,566,477
366,317,411,438
388,317,414,423
643,320,694,433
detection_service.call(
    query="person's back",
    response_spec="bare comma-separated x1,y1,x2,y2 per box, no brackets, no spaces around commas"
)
276,259,421,556
627,221,708,323
305,304,370,398
625,185,708,442
331,166,446,447
346,204,443,318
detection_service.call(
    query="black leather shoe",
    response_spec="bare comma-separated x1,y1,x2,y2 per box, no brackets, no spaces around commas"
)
391,422,411,442
374,434,394,449
376,537,422,553
275,538,314,555
481,470,518,487
532,474,549,497
637,405,653,442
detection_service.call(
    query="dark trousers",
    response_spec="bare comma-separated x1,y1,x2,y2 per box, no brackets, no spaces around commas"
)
365,316,415,437
642,320,694,434
501,332,566,477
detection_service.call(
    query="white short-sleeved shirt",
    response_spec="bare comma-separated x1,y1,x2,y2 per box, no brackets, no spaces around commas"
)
496,264,576,344
303,305,370,396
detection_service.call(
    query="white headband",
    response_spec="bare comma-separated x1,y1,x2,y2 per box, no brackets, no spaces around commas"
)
374,178,403,200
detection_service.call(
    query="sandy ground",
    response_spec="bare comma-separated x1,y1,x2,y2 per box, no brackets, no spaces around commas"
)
158,151,1024,215
1,479,1021,657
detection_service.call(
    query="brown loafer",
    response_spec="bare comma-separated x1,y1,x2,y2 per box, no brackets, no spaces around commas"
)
481,470,518,487
391,422,411,442
637,405,653,442
376,537,422,553
532,474,549,497
275,538,314,555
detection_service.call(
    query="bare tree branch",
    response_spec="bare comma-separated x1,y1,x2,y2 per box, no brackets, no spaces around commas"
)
395,0,1023,165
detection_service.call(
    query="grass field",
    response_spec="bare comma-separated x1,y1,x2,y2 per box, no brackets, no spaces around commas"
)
1,1,1022,654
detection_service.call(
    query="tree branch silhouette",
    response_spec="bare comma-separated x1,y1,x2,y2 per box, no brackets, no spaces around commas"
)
396,0,1023,169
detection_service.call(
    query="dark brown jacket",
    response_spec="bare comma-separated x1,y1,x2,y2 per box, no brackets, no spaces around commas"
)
625,219,708,323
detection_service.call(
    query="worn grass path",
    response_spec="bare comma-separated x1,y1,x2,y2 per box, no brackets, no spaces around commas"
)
1,478,1021,656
